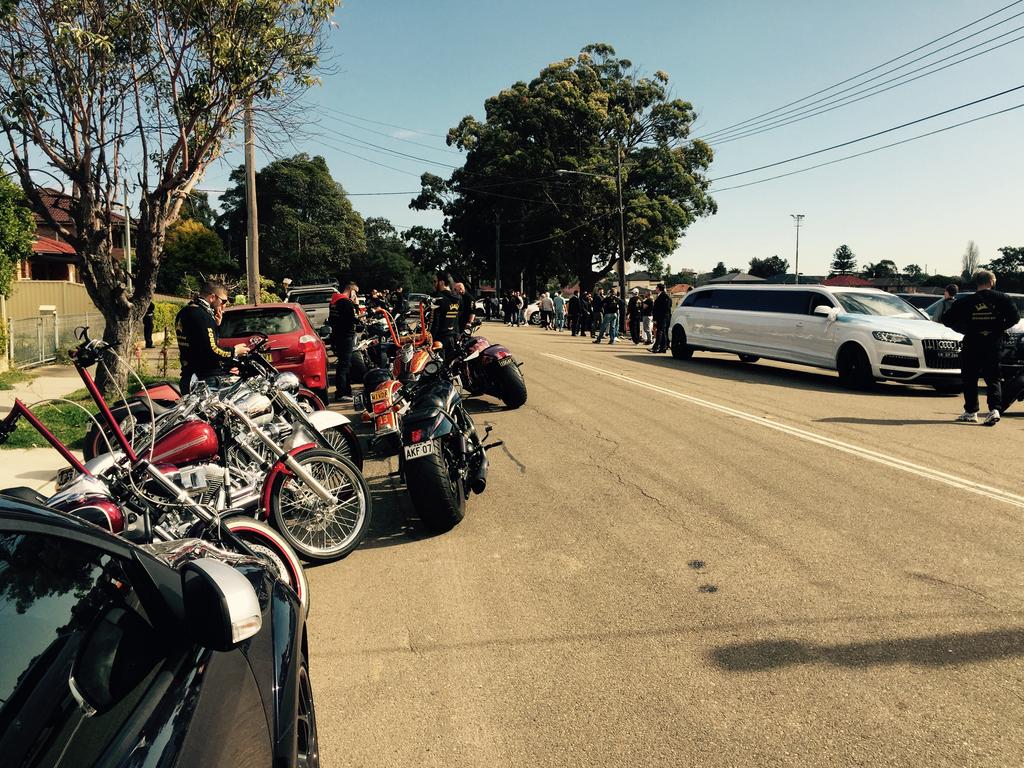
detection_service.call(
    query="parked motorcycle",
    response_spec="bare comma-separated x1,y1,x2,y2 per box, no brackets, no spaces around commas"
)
454,324,527,409
400,356,501,532
83,333,362,468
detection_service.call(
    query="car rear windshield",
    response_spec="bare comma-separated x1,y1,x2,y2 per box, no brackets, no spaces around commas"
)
833,292,921,318
290,291,335,305
220,308,302,336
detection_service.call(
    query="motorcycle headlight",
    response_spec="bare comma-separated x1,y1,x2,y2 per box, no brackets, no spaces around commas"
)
273,372,301,394
872,331,912,345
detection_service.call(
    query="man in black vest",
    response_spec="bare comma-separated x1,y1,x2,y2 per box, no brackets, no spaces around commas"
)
175,280,248,392
431,273,462,361
942,269,1020,425
651,283,672,353
329,282,360,402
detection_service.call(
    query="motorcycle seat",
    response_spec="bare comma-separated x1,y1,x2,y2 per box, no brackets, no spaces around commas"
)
0,486,49,506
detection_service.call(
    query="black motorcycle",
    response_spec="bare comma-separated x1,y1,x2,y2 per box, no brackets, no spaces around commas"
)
399,357,500,532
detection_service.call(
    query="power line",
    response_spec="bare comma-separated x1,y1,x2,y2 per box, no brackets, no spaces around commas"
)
710,100,1024,192
706,17,1024,144
312,129,460,169
701,0,1024,138
317,109,464,155
709,82,1024,181
315,105,450,139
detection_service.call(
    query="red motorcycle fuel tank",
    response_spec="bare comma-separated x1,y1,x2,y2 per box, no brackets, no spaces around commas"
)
151,420,220,465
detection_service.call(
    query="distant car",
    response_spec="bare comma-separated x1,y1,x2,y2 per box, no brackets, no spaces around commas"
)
220,302,330,403
0,496,317,768
285,283,339,328
896,293,941,310
524,301,541,325
924,291,1024,325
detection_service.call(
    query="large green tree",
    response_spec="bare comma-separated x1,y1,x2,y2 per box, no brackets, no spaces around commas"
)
830,244,856,276
217,154,365,283
411,43,716,293
748,255,789,279
862,260,897,279
0,175,34,299
158,219,234,295
339,217,431,292
0,0,336,389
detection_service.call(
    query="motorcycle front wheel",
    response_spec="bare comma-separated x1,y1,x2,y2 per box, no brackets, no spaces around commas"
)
268,448,372,563
319,424,363,470
222,516,310,615
404,445,466,533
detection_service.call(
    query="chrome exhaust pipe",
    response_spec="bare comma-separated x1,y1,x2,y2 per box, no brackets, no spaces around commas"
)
469,452,489,495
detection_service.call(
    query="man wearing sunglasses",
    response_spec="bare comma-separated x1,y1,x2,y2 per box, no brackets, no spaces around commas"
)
175,280,249,393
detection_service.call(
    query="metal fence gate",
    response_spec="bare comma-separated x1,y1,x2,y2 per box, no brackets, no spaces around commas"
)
7,312,106,368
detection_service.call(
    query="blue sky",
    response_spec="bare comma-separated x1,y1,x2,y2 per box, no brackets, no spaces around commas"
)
201,0,1024,278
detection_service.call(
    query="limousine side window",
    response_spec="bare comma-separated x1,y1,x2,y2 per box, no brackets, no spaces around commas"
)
683,290,716,308
695,289,815,314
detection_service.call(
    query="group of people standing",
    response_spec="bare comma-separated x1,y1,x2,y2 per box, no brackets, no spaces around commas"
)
566,283,673,352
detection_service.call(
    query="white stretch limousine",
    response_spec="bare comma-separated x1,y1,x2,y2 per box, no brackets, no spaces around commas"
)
669,285,963,390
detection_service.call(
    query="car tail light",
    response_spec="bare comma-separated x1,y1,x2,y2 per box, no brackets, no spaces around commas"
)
410,428,425,443
298,334,317,350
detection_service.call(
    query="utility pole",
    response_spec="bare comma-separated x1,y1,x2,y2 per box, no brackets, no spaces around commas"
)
494,212,501,297
790,214,805,284
616,145,627,312
244,100,260,305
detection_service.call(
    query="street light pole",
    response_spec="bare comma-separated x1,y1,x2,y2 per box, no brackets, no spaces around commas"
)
790,214,805,284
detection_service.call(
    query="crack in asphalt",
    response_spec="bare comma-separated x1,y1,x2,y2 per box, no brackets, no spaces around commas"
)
907,571,1008,610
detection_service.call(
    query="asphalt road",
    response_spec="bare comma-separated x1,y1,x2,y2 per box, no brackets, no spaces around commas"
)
310,324,1024,768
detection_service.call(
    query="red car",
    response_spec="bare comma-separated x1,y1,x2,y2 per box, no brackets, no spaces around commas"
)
219,302,330,402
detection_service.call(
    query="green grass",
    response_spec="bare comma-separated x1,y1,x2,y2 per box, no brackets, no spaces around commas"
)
0,369,34,390
2,388,98,450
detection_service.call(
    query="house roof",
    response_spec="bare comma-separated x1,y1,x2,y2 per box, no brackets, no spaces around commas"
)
32,236,76,256
33,188,126,227
707,272,766,283
822,274,873,287
668,283,692,294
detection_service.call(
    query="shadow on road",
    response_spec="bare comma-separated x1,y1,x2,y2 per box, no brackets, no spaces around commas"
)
612,352,958,400
815,416,957,426
709,626,1024,671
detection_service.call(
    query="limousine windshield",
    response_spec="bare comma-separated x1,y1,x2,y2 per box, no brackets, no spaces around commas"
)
833,291,923,318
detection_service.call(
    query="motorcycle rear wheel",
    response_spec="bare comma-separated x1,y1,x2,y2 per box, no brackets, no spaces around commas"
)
222,516,310,614
268,448,372,562
404,447,466,533
493,361,527,409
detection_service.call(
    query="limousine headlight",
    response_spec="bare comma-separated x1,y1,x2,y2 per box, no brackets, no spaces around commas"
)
872,331,913,345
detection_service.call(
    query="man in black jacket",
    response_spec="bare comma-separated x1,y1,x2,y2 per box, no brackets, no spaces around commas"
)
175,280,247,392
651,283,672,353
567,290,582,336
431,274,461,361
942,269,1020,425
329,282,360,402
626,289,641,345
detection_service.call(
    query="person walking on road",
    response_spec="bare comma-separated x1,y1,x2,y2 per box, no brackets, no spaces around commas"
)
539,292,554,329
552,292,566,332
942,269,1020,425
329,282,360,402
650,283,672,353
640,293,654,345
594,289,623,345
590,289,604,338
627,288,641,345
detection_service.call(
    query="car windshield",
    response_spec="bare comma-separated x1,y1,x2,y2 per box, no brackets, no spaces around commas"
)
290,291,335,305
833,292,923,318
220,308,301,336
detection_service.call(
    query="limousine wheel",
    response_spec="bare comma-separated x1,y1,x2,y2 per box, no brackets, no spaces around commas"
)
671,327,693,360
738,354,759,363
837,344,874,390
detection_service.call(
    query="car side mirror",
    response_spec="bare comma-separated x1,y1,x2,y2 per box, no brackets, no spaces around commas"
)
318,324,332,340
181,558,262,652
70,605,167,717
813,305,835,317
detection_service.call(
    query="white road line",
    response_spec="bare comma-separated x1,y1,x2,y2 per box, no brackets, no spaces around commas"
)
542,352,1024,511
